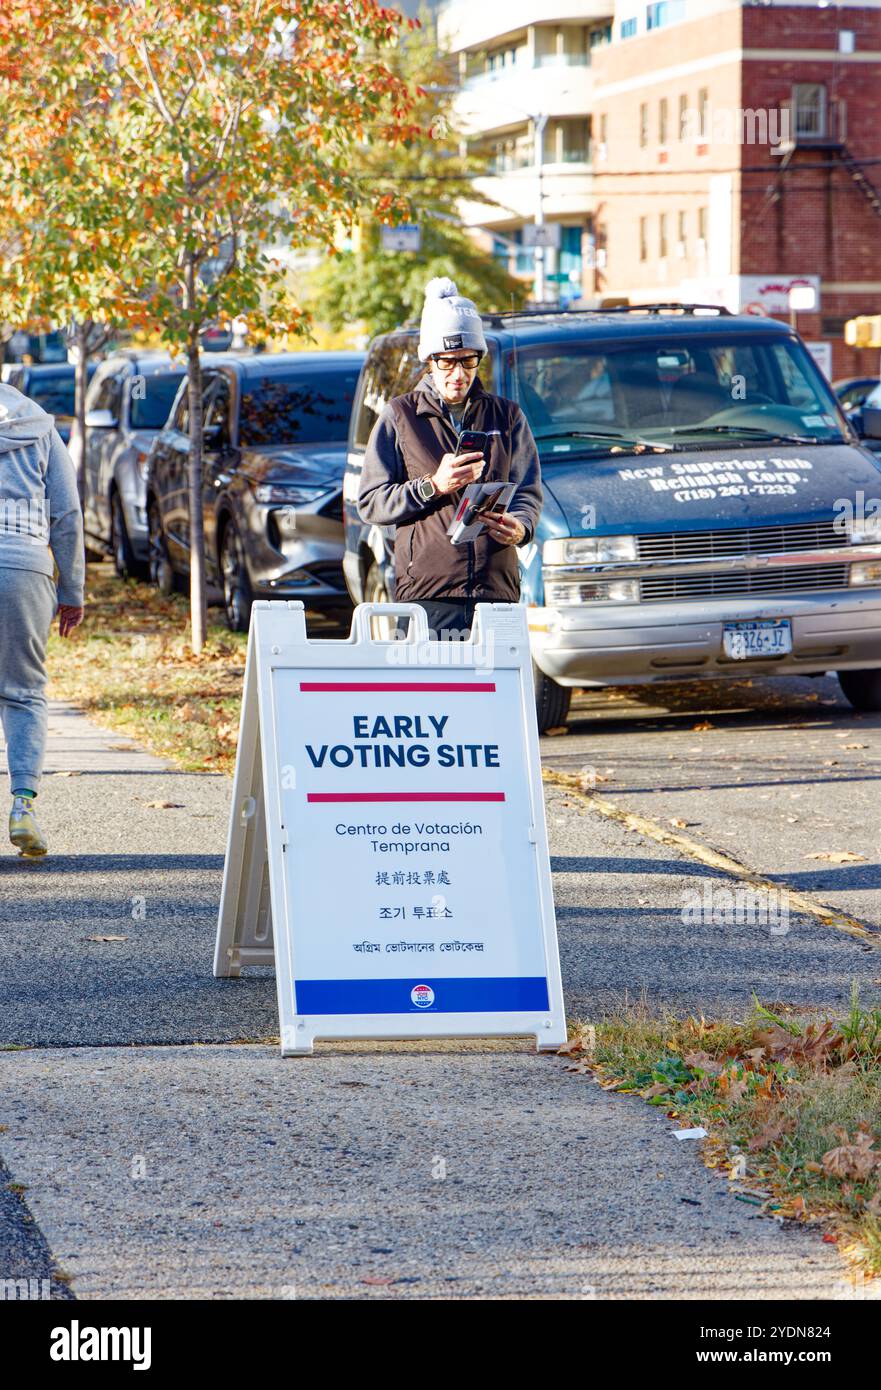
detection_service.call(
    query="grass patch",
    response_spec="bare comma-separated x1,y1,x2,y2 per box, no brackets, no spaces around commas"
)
564,985,881,1281
46,565,249,773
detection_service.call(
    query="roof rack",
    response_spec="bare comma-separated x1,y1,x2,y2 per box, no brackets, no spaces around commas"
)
480,302,732,326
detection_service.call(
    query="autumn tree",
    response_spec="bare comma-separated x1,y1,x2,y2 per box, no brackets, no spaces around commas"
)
0,0,418,651
308,7,527,338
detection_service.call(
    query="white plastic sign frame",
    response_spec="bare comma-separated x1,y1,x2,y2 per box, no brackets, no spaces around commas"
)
214,600,566,1056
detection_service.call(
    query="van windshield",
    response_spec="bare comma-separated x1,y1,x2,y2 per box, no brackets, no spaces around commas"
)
506,336,849,455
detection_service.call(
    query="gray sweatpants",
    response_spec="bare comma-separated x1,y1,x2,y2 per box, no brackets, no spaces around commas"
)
0,566,56,794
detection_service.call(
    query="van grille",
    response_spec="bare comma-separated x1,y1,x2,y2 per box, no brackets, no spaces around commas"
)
637,520,842,562
640,564,851,602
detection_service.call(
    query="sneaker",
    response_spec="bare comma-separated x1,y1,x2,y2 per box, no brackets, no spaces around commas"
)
9,796,48,858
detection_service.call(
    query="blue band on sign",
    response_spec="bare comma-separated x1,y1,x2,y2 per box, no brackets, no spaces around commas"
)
294,978,550,1014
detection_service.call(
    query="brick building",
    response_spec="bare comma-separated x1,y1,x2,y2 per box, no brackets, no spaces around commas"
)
590,0,881,378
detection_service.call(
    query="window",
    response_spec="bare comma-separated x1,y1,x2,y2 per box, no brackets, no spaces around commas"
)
792,83,827,139
621,17,637,40
659,213,668,260
679,92,688,140
697,206,708,253
201,373,233,446
503,337,845,452
647,0,685,30
600,113,608,146
92,371,124,422
698,88,709,139
659,97,668,146
241,369,361,448
172,382,189,435
352,338,423,450
28,370,77,419
678,210,687,256
639,217,648,261
129,371,186,431
590,23,612,48
639,102,649,148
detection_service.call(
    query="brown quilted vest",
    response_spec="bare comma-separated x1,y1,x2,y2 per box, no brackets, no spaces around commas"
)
388,378,522,602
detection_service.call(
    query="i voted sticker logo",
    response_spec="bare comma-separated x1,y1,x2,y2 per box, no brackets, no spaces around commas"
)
411,984,435,1009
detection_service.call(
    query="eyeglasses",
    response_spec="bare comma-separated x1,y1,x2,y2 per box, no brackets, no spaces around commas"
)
432,353,481,373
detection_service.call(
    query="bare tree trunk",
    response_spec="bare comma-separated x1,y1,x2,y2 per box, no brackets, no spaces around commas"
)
71,323,90,504
185,258,207,654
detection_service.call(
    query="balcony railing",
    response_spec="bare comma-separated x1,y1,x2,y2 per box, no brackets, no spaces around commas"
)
464,52,591,87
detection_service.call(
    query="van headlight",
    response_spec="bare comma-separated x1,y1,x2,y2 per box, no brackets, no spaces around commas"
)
543,536,638,565
850,560,881,586
544,578,639,605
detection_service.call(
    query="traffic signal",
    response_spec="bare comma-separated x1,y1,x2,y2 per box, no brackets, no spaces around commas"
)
845,315,881,348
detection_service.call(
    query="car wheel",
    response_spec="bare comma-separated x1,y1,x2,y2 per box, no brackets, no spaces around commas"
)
148,499,177,597
110,490,145,580
220,518,254,632
364,559,397,639
533,659,572,734
837,669,881,711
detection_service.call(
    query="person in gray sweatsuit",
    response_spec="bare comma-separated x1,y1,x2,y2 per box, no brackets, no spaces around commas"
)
0,382,85,858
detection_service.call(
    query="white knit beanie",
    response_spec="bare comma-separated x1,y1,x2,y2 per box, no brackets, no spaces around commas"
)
417,277,487,362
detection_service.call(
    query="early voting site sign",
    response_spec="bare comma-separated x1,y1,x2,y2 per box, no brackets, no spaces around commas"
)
214,601,566,1055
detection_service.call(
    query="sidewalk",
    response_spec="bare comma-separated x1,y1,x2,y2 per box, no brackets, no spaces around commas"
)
0,703,858,1299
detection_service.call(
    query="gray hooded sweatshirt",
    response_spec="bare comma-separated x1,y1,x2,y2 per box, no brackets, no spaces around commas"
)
0,383,84,606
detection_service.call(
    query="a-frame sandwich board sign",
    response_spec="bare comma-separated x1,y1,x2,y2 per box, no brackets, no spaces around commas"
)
214,599,566,1056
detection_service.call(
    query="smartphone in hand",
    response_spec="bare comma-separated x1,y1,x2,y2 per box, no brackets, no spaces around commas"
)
455,429,500,458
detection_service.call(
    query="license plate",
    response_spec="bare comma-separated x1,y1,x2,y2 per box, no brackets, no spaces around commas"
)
723,620,792,660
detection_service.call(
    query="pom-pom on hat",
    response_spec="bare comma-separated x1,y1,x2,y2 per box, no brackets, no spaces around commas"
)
417,277,487,362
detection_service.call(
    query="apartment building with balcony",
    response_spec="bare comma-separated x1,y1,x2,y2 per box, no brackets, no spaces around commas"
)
589,0,881,376
438,1,615,302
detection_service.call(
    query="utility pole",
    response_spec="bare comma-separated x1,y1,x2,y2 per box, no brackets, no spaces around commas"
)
533,112,549,304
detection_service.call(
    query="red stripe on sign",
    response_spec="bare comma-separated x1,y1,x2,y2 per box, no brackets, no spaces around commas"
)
299,682,496,692
306,792,506,803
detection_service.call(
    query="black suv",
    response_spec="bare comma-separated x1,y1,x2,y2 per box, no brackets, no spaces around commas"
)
146,351,364,629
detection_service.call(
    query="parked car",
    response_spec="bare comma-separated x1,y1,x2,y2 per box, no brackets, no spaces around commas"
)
834,376,880,414
146,351,364,629
344,306,881,731
81,353,186,576
2,361,97,444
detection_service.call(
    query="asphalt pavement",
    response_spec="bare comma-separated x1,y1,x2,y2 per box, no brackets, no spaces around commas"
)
0,681,879,1300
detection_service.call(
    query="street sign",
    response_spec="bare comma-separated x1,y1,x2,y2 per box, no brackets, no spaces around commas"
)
380,223,422,252
214,601,566,1055
522,223,561,250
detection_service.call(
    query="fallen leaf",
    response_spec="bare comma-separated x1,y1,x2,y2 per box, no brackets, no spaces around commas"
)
361,1276,395,1286
145,800,185,809
821,1130,881,1181
803,850,866,863
544,726,569,737
843,743,868,750
669,817,689,829
84,935,128,943
692,721,714,731
748,1117,794,1151
52,770,82,777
